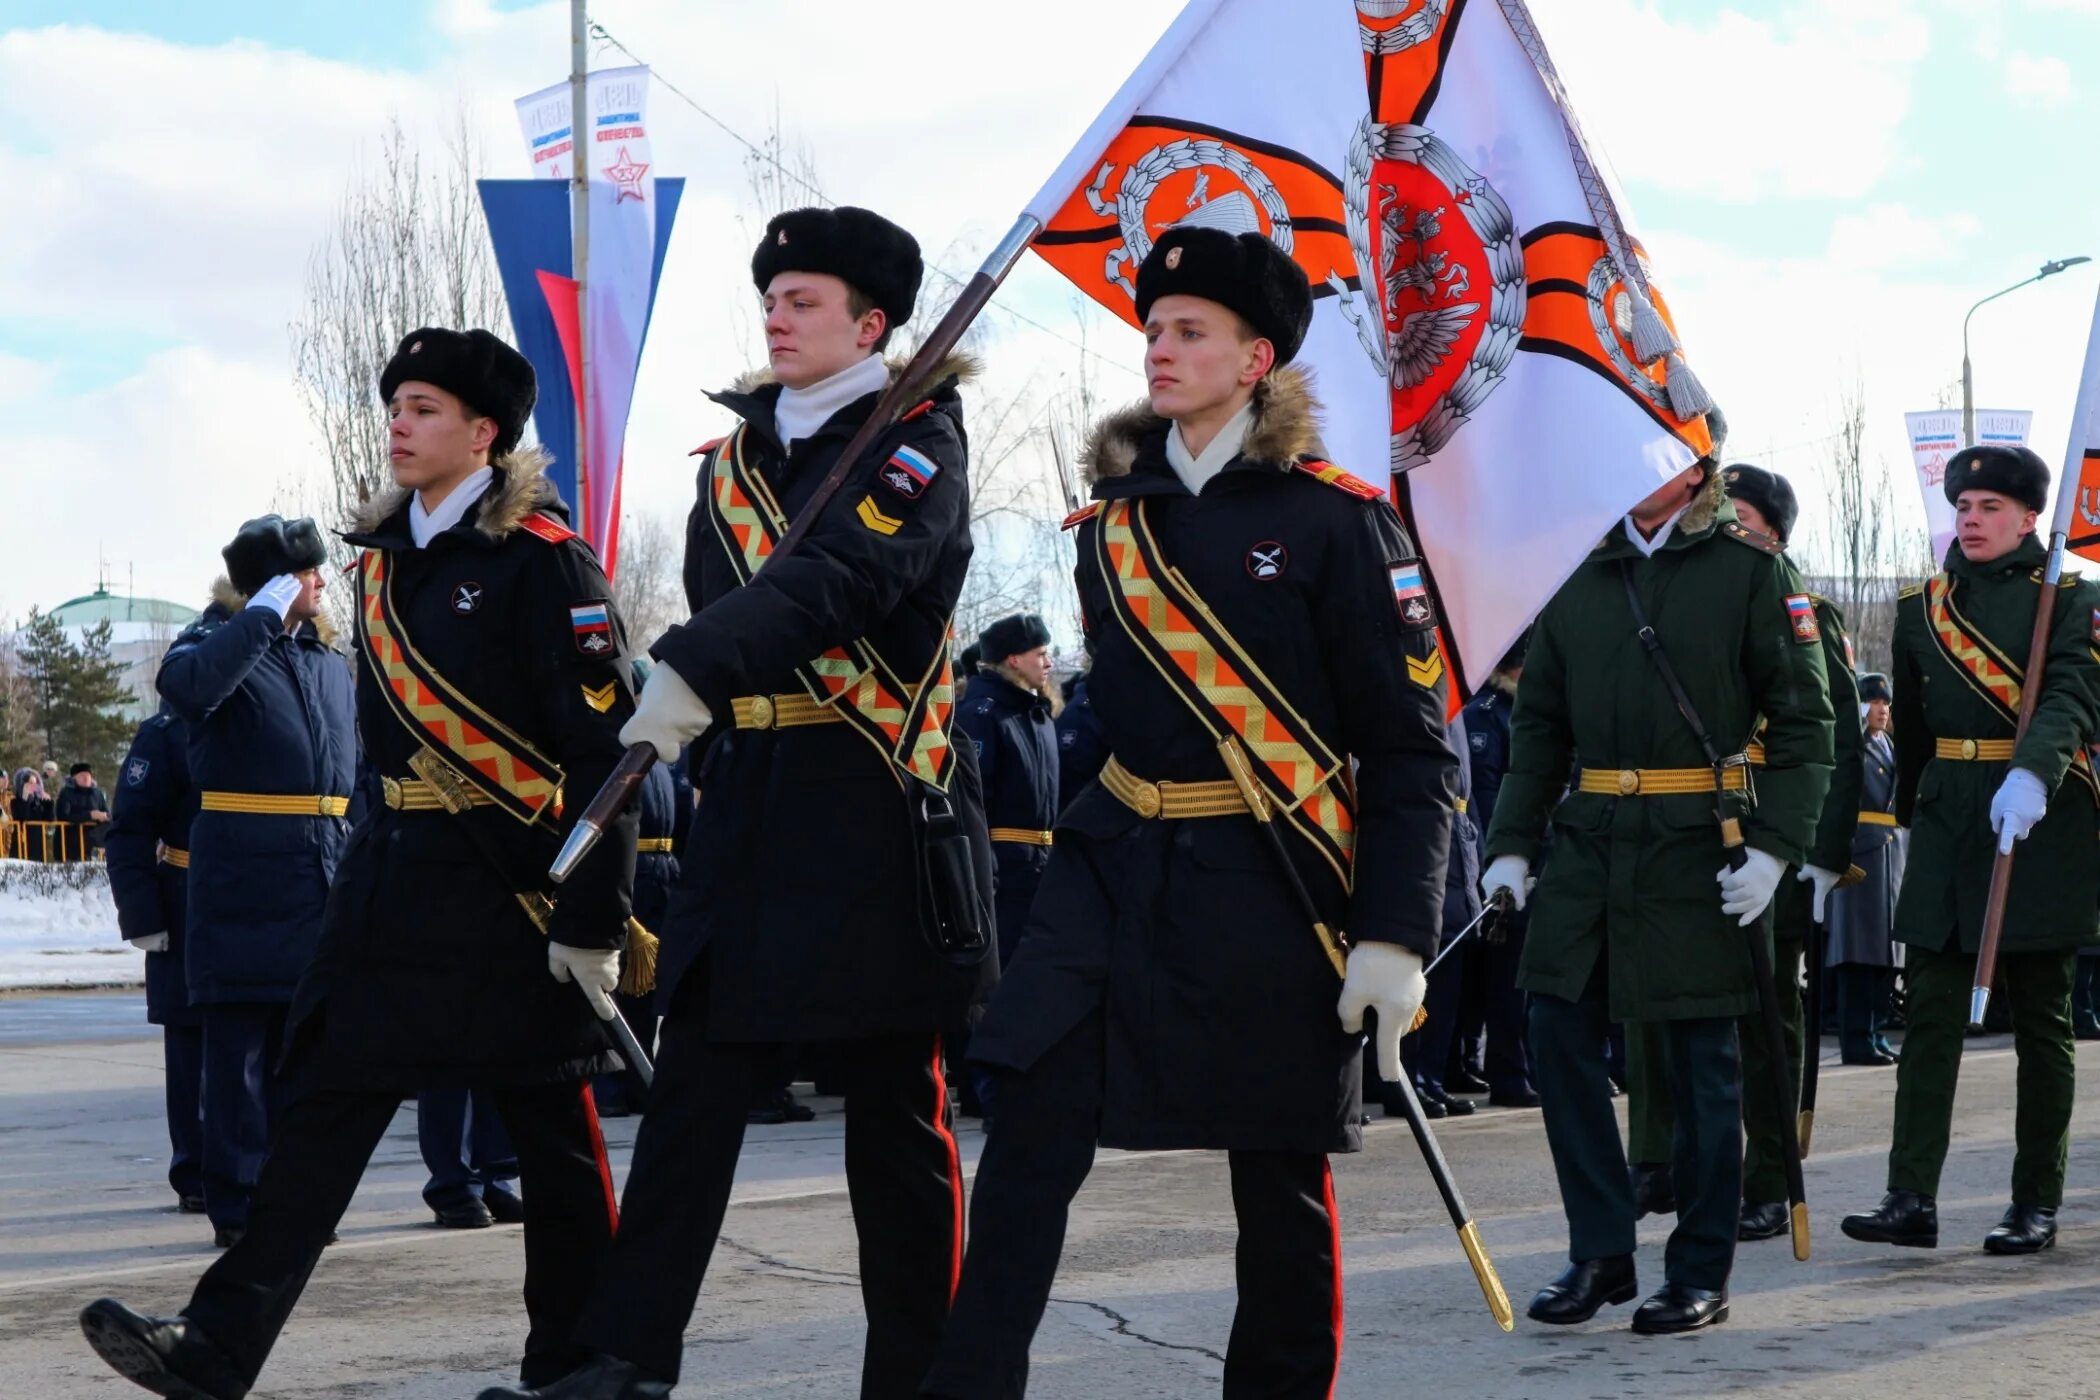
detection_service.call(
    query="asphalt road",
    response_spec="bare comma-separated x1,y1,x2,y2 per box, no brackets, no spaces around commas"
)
1,991,2096,1397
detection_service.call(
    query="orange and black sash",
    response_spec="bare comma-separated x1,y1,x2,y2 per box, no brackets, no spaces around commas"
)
357,549,566,825
703,426,957,793
1094,497,1357,888
1924,572,2098,799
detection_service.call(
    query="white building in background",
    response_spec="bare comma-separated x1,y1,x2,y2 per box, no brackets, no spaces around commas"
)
44,588,199,722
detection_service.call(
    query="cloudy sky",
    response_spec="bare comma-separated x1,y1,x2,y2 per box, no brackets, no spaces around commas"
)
3,0,2097,622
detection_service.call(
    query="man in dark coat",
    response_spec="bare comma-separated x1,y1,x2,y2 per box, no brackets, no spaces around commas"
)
959,612,1061,967
152,517,355,1247
922,227,1457,1399
486,206,992,1400
80,327,640,1399
1842,445,2100,1256
54,763,111,858
1461,636,1539,1108
1054,651,1108,808
104,709,205,1215
1827,672,1902,1064
1400,713,1484,1118
1483,447,1835,1334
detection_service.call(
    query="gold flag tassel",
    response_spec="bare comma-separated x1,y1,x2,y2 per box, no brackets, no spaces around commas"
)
620,918,659,998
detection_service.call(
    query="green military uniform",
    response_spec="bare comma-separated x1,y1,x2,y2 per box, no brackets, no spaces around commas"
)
1624,593,1863,1211
1882,534,2100,1211
1487,474,1835,1298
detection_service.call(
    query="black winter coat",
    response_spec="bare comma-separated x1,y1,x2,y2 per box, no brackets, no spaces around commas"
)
295,458,639,1091
650,356,995,1040
971,370,1458,1153
157,593,356,1006
958,669,1060,963
632,759,682,932
1055,673,1109,810
104,711,199,1026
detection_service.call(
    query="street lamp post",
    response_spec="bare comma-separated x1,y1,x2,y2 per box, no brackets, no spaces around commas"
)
1963,256,2093,447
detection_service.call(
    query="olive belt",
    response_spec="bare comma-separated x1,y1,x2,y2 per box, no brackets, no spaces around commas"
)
1100,755,1250,820
1857,811,1899,827
159,846,189,868
731,693,841,730
199,792,350,817
382,776,497,812
637,837,676,853
1935,738,2015,761
1576,765,1751,797
989,827,1055,847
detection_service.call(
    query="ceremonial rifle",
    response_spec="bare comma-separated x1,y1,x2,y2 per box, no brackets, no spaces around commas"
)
1969,285,2100,1028
1218,737,1515,1334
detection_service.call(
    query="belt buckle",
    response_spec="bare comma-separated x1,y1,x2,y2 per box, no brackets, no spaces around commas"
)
1961,738,1979,761
380,776,404,810
1131,778,1164,819
407,748,473,815
1616,769,1640,796
749,695,776,730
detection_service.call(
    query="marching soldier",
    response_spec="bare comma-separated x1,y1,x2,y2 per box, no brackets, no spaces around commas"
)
1483,445,1834,1333
1827,672,1903,1064
921,227,1457,1398
959,612,1062,970
1842,444,2100,1255
104,706,205,1216
1621,465,1864,1243
484,206,992,1400
81,327,642,1397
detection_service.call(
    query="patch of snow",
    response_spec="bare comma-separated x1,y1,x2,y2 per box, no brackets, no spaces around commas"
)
0,859,140,990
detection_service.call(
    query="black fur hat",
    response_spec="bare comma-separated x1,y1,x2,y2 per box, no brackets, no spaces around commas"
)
223,515,328,597
751,206,923,334
979,613,1053,663
1857,672,1892,704
1944,444,2049,514
1134,227,1313,365
1722,463,1799,542
378,328,538,459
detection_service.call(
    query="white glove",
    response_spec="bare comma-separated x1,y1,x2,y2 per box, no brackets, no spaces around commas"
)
1989,767,2048,855
251,573,303,620
1796,865,1842,922
1337,941,1428,1083
618,662,713,764
1480,854,1532,912
127,932,170,954
547,942,620,1020
1716,847,1787,926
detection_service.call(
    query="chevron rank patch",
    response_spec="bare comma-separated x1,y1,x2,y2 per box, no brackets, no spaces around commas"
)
856,496,903,536
570,601,614,656
877,444,941,500
1407,649,1446,690
1390,561,1436,631
581,681,617,713
1786,593,1820,644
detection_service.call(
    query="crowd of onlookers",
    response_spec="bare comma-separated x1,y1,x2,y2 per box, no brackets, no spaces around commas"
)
3,759,111,862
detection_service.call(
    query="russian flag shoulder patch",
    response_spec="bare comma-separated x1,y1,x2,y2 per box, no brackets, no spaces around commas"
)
876,444,942,501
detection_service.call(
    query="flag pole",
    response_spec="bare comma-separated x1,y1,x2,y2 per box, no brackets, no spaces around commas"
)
569,0,591,529
1969,283,2100,1026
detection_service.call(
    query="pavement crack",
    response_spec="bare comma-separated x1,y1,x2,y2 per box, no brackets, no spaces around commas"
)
716,1233,858,1287
1050,1295,1225,1363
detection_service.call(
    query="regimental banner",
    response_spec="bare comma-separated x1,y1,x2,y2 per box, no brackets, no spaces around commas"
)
1906,409,2032,565
1021,0,1720,695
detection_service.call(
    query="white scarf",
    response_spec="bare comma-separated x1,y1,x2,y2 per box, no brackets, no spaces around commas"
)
774,353,890,449
410,467,494,549
1622,502,1693,558
1164,398,1258,496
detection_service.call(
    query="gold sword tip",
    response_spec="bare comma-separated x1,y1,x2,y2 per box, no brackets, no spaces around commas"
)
1458,1220,1515,1332
1791,1203,1812,1262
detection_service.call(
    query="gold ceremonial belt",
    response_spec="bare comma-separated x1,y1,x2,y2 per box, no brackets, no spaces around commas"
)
989,827,1055,847
732,694,843,731
1857,811,1899,827
637,838,676,853
1935,738,2015,761
1577,765,1751,797
1101,755,1249,820
159,846,190,868
1745,743,1767,766
200,792,350,817
382,776,497,813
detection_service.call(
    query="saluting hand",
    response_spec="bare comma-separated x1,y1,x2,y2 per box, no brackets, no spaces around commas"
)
1338,941,1428,1083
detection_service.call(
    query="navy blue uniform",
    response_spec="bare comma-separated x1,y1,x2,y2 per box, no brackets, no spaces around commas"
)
1054,673,1108,810
156,592,356,1233
1461,677,1535,1099
104,710,203,1205
1404,715,1484,1098
957,669,1060,964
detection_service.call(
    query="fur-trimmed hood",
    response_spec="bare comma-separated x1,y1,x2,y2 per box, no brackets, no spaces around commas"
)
346,444,559,541
1596,462,1730,555
208,575,340,647
1079,366,1324,486
983,660,1065,719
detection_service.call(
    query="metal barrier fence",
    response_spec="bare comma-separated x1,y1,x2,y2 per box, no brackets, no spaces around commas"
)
0,821,105,863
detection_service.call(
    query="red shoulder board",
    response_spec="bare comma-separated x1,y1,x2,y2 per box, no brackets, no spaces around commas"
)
687,436,727,457
1294,459,1383,500
900,399,937,423
1062,503,1102,531
518,512,576,545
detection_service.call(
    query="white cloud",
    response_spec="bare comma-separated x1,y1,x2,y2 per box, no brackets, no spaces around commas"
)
2004,51,2073,104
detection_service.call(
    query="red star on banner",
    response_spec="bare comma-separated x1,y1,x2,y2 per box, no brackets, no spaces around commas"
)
604,146,650,203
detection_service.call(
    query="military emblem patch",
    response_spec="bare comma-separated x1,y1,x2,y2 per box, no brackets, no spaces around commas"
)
1246,541,1289,581
570,601,614,656
126,758,150,787
878,445,940,501
581,681,617,713
1786,593,1820,644
452,582,482,615
1390,561,1436,630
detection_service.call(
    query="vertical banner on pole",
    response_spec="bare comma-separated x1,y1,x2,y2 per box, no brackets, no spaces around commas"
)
1907,409,2032,564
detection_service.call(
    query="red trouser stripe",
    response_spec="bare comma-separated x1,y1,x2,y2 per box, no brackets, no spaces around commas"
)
930,1033,965,1301
579,1080,620,1236
1323,1157,1343,1400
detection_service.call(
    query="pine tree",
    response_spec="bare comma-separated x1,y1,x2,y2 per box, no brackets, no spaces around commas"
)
16,610,135,779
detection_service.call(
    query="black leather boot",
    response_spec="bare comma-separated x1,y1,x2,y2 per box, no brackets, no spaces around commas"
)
1737,1199,1789,1241
1982,1204,2058,1255
79,1299,250,1400
1631,1282,1729,1334
1526,1255,1638,1325
1630,1162,1676,1220
1839,1190,1938,1248
475,1355,672,1399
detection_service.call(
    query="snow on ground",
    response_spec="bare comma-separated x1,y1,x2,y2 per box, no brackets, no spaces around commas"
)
0,859,140,991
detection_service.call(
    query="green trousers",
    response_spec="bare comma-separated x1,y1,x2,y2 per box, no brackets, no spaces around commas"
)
1887,943,2078,1207
1625,934,1804,1206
